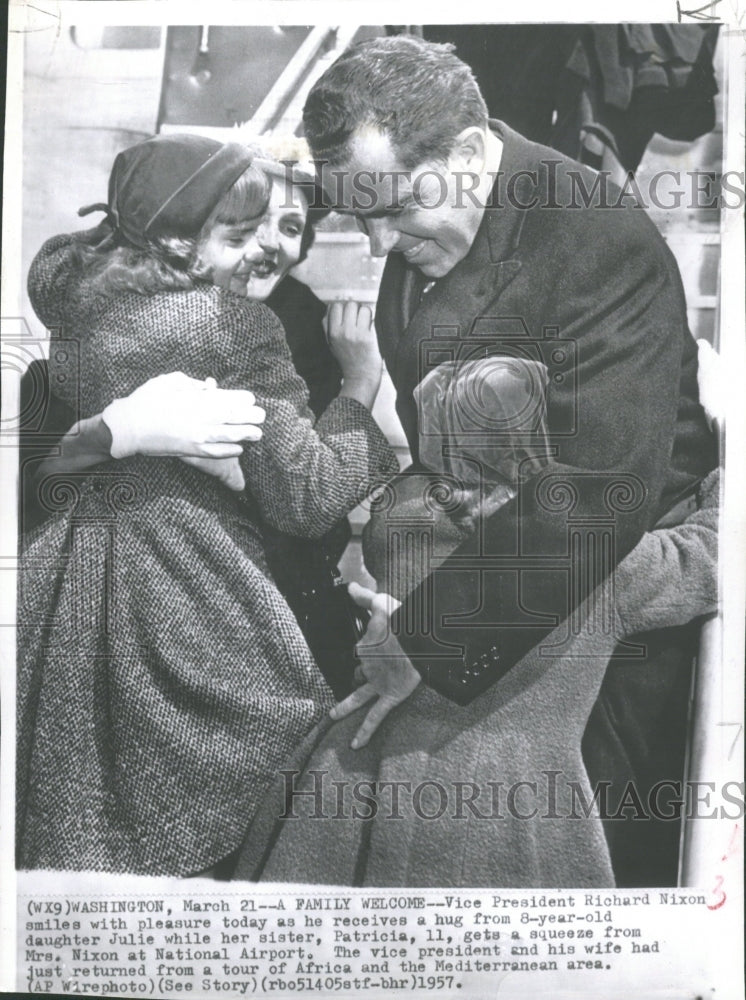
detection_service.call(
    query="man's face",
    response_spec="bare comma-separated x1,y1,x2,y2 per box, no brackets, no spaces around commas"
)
320,128,484,279
245,179,310,301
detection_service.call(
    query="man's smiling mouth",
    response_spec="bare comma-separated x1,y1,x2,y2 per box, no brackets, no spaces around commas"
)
402,241,427,261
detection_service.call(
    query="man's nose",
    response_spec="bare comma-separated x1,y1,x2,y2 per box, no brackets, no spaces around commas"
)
364,217,399,257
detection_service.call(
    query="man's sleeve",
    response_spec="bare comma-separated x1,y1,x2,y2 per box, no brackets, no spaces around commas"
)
391,227,715,704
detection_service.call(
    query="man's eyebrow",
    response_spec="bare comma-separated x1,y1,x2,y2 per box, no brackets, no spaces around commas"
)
334,197,414,218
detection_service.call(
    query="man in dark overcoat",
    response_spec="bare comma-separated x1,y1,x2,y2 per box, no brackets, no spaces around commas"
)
304,34,717,886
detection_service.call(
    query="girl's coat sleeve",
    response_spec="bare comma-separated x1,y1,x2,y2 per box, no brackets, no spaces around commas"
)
27,233,398,539
213,296,399,538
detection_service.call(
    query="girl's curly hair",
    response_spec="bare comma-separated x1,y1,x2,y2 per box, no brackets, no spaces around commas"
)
69,233,205,296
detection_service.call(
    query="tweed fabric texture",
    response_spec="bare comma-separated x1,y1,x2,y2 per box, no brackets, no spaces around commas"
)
235,471,718,888
17,233,397,875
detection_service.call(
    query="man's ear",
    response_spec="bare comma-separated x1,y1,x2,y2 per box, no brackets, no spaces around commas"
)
452,127,487,172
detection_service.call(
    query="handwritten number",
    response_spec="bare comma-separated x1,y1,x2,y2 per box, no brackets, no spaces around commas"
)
716,722,743,760
706,874,726,910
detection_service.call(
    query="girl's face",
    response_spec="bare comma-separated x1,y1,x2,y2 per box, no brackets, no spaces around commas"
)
245,179,310,301
198,217,266,296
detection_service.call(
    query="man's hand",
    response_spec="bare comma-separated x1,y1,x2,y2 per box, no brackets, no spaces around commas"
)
101,372,266,459
330,582,421,748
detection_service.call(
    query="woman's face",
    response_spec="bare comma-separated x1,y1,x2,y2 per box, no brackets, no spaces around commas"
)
245,179,310,301
198,217,266,296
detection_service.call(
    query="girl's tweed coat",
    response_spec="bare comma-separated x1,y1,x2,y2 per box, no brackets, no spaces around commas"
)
18,232,397,876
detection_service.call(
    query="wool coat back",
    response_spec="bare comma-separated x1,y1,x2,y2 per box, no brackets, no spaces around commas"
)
17,233,397,875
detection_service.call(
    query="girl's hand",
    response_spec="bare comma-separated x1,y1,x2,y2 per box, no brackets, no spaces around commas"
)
330,583,421,749
324,302,384,410
324,301,383,383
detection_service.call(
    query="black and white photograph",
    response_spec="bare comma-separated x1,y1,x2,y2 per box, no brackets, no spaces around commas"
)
1,2,744,997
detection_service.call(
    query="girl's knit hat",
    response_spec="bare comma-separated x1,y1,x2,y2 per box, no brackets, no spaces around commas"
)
80,133,256,248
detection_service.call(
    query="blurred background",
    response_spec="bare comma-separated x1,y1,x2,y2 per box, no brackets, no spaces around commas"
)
22,23,724,335
20,22,726,574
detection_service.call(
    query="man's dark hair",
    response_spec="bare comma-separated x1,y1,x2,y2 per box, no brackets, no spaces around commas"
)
303,35,489,169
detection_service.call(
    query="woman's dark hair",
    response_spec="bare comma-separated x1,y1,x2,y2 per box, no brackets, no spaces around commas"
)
298,198,331,265
303,35,488,169
257,162,331,266
73,162,270,296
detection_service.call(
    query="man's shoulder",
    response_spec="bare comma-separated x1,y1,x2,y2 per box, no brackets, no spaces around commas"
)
487,123,669,276
490,120,660,221
491,119,605,191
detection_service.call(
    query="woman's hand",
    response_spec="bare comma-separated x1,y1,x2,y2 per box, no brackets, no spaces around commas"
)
324,302,383,409
102,372,266,459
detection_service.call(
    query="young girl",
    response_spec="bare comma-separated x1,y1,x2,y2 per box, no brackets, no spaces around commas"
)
18,158,362,699
17,133,397,876
363,355,550,600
